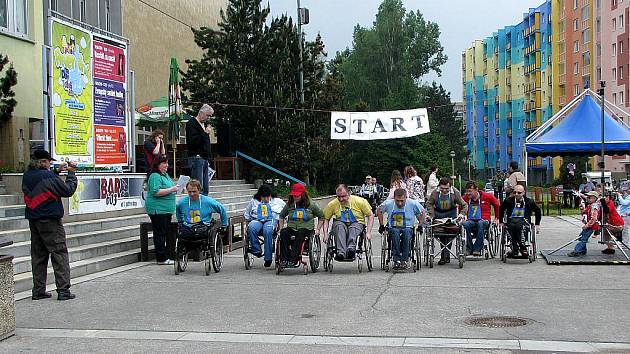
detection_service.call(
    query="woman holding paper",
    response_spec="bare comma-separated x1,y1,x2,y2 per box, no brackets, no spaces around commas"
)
146,155,177,265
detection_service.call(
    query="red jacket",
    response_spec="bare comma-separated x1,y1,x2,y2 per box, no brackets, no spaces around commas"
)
463,190,500,221
605,199,624,227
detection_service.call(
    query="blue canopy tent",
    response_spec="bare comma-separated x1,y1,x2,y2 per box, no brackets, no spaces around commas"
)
524,89,630,182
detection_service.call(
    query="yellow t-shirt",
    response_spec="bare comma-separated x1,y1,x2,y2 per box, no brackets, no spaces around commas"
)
323,195,373,224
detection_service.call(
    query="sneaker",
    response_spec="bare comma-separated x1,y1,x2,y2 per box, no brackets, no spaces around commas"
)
158,259,174,265
393,261,400,269
57,290,76,301
602,248,616,255
567,251,586,257
32,291,52,300
264,260,272,267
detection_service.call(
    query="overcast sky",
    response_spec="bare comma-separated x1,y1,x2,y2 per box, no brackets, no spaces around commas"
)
266,0,545,101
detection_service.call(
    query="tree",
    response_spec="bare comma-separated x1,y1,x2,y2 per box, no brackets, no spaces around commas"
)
0,53,17,122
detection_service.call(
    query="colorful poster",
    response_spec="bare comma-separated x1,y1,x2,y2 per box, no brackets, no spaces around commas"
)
93,36,128,166
94,125,128,165
93,39,126,83
51,19,94,164
69,175,145,215
93,78,126,126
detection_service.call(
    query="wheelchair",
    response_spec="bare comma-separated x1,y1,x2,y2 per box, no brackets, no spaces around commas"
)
424,218,466,269
274,229,321,275
243,222,278,270
499,219,537,263
462,220,499,260
380,226,422,272
323,225,373,273
174,220,224,275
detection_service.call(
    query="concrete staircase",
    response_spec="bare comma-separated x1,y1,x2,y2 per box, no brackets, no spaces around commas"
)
0,179,256,294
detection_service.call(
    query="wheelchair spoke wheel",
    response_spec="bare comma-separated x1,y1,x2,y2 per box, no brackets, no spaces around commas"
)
458,255,464,269
243,236,252,270
174,240,180,275
500,229,507,263
204,254,211,275
380,234,387,270
414,231,421,271
212,231,224,273
429,255,434,268
366,239,373,272
180,252,188,272
309,234,321,273
358,257,363,273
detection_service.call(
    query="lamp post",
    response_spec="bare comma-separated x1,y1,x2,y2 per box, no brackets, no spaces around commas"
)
297,1,309,104
599,81,606,188
450,150,456,184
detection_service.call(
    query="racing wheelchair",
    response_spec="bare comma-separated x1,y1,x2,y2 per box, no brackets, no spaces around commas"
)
380,225,422,272
323,225,373,273
499,219,537,263
174,220,224,275
274,229,321,275
243,223,278,270
424,218,466,269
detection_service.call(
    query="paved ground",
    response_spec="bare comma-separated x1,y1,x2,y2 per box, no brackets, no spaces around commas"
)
4,215,630,353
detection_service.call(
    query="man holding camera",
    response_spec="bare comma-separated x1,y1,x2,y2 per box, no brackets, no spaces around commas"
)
22,150,78,301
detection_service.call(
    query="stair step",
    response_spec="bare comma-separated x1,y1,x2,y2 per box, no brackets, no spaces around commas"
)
208,184,255,193
5,225,141,258
12,236,144,275
0,194,22,206
13,248,144,293
0,204,25,218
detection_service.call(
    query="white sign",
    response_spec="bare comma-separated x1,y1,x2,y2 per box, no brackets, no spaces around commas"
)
69,174,145,215
330,108,430,140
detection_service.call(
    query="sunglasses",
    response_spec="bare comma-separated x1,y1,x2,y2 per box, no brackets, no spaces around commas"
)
514,192,524,195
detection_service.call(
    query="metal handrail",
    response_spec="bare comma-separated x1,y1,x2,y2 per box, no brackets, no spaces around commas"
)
235,151,306,186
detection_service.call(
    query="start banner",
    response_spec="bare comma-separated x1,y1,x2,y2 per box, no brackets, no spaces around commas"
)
69,175,145,215
330,108,430,140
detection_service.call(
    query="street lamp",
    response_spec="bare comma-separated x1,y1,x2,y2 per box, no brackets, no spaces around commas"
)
297,1,309,104
450,150,456,184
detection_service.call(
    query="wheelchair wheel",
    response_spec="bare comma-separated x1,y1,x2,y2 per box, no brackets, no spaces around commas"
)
174,239,181,275
413,230,422,271
365,239,373,272
204,252,211,276
309,233,321,273
531,224,537,261
424,228,431,267
488,224,497,259
325,236,334,273
457,229,465,269
380,232,387,270
243,233,252,270
494,224,502,255
211,230,223,273
500,228,507,263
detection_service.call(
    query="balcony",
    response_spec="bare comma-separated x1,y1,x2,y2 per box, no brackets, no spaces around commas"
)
507,111,513,118
582,65,591,76
559,96,566,105
506,60,512,68
506,42,512,50
559,74,566,85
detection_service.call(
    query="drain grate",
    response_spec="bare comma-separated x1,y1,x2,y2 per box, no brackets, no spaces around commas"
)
465,316,528,328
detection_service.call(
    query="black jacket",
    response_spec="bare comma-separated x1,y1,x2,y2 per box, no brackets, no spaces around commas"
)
186,118,212,160
499,196,542,225
22,168,77,220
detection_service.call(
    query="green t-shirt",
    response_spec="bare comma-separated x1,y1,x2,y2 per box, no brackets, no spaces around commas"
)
279,201,324,230
146,172,176,215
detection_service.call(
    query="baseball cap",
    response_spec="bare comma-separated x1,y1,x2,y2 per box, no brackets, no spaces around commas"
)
32,149,56,161
365,175,372,180
290,183,307,197
585,191,600,198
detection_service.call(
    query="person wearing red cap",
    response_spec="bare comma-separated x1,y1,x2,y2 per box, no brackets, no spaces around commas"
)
278,183,324,267
323,184,375,261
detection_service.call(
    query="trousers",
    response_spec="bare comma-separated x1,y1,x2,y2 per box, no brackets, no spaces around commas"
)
332,221,364,257
29,219,71,295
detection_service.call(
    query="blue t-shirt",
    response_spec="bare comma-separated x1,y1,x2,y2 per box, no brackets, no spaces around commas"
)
378,198,425,229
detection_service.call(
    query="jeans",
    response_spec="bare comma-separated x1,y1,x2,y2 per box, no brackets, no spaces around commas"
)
574,228,595,253
462,219,489,253
390,227,413,262
189,156,209,195
247,220,276,261
149,213,172,262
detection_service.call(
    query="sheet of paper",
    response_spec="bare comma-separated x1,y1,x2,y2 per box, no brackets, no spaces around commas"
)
176,175,191,194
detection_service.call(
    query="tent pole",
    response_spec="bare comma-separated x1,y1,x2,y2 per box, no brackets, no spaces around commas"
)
600,82,606,189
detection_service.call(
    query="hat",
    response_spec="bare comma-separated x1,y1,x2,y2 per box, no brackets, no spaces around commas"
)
365,175,372,180
290,183,307,197
32,149,56,161
585,191,600,198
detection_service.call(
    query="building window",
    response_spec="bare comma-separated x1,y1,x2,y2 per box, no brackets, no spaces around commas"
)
620,66,624,79
613,18,617,31
613,43,617,56
574,0,579,9
620,14,624,28
620,41,624,53
0,0,27,37
613,67,617,80
574,40,580,52
582,28,590,44
620,91,625,104
575,84,580,96
105,0,111,31
574,62,580,74
574,19,579,31
79,0,86,22
613,92,617,104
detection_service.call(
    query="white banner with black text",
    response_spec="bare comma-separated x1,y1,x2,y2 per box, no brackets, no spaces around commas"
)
330,108,430,140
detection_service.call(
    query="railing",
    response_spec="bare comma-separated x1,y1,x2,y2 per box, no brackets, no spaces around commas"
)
235,150,306,186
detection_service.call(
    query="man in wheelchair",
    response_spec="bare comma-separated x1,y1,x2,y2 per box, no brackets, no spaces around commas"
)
176,179,229,242
377,188,425,269
462,181,500,257
499,185,541,258
323,184,374,261
243,185,285,267
426,177,468,265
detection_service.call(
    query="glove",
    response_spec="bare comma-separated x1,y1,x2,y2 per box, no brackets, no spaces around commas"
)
379,225,386,234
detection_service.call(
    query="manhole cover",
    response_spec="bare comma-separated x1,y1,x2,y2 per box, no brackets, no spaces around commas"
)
465,316,528,328
300,313,315,319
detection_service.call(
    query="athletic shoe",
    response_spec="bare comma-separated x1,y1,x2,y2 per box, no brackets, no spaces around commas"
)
264,260,272,267
158,259,174,265
567,251,586,257
602,248,615,255
472,251,481,257
347,249,356,259
57,291,76,301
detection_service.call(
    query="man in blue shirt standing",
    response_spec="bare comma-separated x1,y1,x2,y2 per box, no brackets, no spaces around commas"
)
377,188,426,269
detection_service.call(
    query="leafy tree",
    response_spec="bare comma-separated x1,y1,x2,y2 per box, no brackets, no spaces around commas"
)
0,53,17,122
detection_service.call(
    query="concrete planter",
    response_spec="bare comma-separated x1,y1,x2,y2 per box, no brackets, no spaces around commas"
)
0,255,15,341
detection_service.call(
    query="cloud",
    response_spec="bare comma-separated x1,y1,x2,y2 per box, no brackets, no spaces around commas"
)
53,92,62,107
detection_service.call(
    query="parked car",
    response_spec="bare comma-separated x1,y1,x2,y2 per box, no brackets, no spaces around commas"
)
484,182,494,194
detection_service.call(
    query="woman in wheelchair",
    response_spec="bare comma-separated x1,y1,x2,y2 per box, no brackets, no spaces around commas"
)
278,183,324,267
243,185,285,267
499,185,541,258
377,188,425,269
176,179,229,239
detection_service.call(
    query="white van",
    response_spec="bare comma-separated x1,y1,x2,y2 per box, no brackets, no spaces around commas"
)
582,171,613,191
